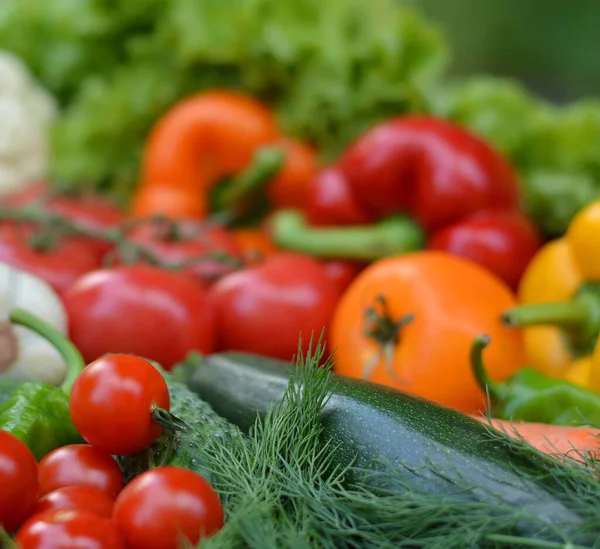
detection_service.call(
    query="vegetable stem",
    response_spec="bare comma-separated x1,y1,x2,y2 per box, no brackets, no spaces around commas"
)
271,210,425,261
501,300,591,330
9,307,85,395
470,334,504,403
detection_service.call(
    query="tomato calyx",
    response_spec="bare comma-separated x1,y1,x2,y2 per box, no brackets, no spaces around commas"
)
363,294,414,383
150,406,190,434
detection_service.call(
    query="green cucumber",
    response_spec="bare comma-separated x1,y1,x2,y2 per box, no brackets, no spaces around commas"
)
118,373,244,483
185,352,594,531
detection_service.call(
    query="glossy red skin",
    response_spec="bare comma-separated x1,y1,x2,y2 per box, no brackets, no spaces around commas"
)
70,355,170,456
0,431,39,532
32,487,114,519
339,116,520,232
0,224,101,296
62,265,215,368
427,209,542,290
15,509,125,549
322,259,365,297
4,182,126,260
210,253,338,360
125,220,243,285
113,466,224,549
305,166,374,226
38,445,124,499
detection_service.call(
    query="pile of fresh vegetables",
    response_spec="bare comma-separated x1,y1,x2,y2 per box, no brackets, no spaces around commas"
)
3,1,600,547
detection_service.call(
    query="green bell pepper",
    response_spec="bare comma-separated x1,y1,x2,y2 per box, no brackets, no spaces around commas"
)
0,308,84,460
471,334,600,426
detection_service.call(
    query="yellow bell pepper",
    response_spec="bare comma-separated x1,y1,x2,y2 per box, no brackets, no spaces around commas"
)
501,200,600,382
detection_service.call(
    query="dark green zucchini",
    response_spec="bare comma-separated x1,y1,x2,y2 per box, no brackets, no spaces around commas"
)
118,372,244,484
185,352,595,533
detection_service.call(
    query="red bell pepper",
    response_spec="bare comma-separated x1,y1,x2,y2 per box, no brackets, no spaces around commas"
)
270,116,542,289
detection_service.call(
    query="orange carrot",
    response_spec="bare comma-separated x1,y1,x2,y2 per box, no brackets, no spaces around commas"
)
473,415,600,459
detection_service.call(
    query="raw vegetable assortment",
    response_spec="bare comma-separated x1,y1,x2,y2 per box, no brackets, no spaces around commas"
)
2,3,600,548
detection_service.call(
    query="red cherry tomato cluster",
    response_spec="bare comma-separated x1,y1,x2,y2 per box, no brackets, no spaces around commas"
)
1,357,225,548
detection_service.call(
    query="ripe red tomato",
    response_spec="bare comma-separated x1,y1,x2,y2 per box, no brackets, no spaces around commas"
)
32,486,114,519
62,265,215,368
4,182,126,260
38,444,124,499
113,467,224,549
0,224,101,296
0,431,39,532
321,259,365,297
70,354,170,456
427,209,542,290
15,509,125,549
125,219,243,286
209,252,338,360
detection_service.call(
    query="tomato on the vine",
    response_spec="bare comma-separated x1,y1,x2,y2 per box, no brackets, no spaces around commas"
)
38,444,124,499
15,509,125,549
4,182,126,260
209,252,338,360
113,466,224,549
0,224,101,296
125,219,243,286
0,430,39,532
62,265,215,368
70,354,170,456
32,486,114,519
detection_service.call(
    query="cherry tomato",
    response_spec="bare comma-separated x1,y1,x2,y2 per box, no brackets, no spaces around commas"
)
0,224,101,297
62,265,215,368
113,466,224,549
209,252,338,360
321,259,365,297
124,219,243,285
0,431,39,532
32,486,114,519
38,444,124,499
15,509,125,549
70,354,170,456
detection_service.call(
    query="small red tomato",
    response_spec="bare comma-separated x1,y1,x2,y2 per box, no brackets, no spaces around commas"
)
0,224,101,297
0,431,39,532
70,354,170,456
321,259,365,298
38,444,124,499
15,509,125,549
32,486,114,519
305,166,374,227
62,265,215,368
3,183,125,262
125,220,243,285
427,209,542,290
113,466,224,549
210,252,338,360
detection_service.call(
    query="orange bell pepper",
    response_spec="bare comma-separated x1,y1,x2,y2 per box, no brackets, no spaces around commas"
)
131,90,319,221
330,251,524,413
501,199,600,383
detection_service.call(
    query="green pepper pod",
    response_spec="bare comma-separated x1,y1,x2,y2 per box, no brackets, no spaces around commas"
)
0,308,84,460
471,334,600,426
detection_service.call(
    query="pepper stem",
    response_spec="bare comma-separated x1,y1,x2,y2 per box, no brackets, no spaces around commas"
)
470,334,504,403
501,300,591,329
9,308,85,395
271,210,426,261
212,146,285,215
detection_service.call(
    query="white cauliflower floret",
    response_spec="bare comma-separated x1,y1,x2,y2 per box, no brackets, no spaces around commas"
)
0,50,58,197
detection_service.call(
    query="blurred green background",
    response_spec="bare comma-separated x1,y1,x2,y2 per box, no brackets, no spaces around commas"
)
409,0,600,102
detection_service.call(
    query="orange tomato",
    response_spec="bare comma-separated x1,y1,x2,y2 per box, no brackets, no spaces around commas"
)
330,251,524,413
